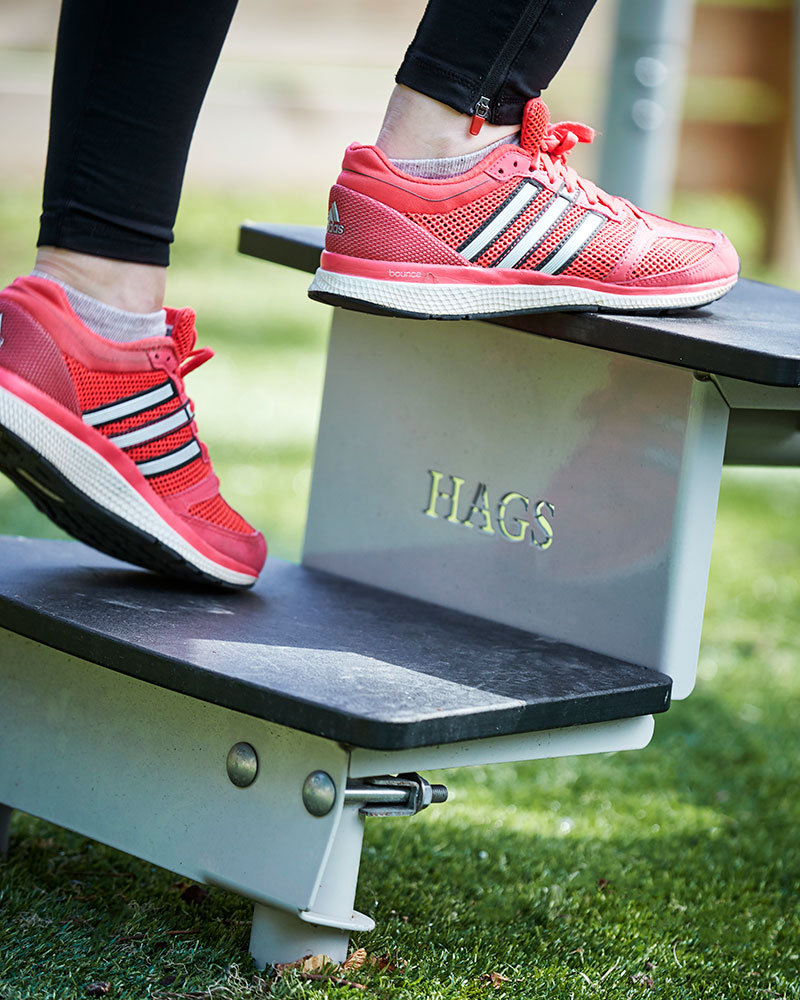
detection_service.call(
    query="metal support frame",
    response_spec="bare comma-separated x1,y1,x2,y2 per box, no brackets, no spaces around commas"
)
0,630,353,965
0,625,661,965
250,806,370,966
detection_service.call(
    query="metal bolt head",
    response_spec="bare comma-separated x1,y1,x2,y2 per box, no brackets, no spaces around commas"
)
303,770,337,817
226,742,258,788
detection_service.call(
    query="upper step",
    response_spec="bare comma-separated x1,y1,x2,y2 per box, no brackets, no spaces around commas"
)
239,222,800,388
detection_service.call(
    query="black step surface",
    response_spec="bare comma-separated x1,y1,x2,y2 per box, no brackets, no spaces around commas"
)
0,537,670,750
239,221,800,388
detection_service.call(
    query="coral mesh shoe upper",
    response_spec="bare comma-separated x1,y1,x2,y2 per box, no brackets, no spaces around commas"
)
0,276,265,587
309,98,739,319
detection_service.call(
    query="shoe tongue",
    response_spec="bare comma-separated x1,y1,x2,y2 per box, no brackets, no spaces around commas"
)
166,307,197,359
520,98,550,155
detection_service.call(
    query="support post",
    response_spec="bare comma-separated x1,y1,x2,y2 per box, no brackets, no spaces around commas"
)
249,804,371,967
598,0,695,214
0,803,12,855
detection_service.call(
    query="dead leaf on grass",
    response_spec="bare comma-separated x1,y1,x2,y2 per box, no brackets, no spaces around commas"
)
367,952,407,974
85,984,110,997
481,971,515,989
342,947,367,970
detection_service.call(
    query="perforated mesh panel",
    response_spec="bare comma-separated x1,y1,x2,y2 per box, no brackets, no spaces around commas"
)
406,179,522,249
65,357,167,412
188,495,254,535
520,99,550,153
562,219,638,280
147,456,208,497
629,238,713,279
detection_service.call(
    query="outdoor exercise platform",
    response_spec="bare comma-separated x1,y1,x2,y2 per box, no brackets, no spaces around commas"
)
1,222,798,968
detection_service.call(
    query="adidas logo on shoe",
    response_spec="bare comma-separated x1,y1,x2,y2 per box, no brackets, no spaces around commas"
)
326,201,344,236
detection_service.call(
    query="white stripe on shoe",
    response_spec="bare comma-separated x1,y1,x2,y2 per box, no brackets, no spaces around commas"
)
107,403,193,449
82,381,177,427
135,439,202,477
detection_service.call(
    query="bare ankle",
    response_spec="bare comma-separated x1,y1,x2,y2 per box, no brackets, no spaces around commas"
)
376,85,520,160
34,247,167,313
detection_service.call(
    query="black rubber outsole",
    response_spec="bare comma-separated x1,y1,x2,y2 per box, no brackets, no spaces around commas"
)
0,421,251,590
307,288,713,321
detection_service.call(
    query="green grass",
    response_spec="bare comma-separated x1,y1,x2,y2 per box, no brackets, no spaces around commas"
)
1,187,799,997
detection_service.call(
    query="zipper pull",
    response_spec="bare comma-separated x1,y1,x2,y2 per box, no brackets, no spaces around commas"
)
469,96,491,136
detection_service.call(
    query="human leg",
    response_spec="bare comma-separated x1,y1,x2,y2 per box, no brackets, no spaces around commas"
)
309,0,738,318
0,0,266,587
379,0,598,157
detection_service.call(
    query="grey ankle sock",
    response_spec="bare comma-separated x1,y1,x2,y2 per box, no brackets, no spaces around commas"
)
32,270,168,343
390,132,521,179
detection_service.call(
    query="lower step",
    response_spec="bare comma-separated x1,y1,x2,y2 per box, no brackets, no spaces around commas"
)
0,536,671,750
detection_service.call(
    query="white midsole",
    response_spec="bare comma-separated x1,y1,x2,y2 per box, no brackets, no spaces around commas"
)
0,386,254,586
309,268,737,316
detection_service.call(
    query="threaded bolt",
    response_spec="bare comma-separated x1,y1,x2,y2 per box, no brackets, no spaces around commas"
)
430,784,448,804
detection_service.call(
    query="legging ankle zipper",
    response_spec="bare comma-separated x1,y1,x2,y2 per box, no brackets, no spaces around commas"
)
469,0,550,135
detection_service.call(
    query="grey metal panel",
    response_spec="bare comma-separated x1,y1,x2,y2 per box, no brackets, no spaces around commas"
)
0,629,349,914
304,311,728,697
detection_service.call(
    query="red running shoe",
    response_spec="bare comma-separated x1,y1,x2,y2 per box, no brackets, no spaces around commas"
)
309,98,739,319
0,276,266,587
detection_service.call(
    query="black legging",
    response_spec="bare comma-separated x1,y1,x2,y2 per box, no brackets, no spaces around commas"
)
38,0,597,267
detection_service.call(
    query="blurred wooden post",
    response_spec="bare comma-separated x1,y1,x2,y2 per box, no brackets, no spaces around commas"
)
677,0,794,265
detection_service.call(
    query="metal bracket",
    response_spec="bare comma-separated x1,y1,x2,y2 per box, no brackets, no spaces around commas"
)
344,772,448,817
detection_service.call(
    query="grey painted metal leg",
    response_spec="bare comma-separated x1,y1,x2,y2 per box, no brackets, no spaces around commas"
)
249,805,371,967
598,0,695,213
0,803,12,854
0,633,352,926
